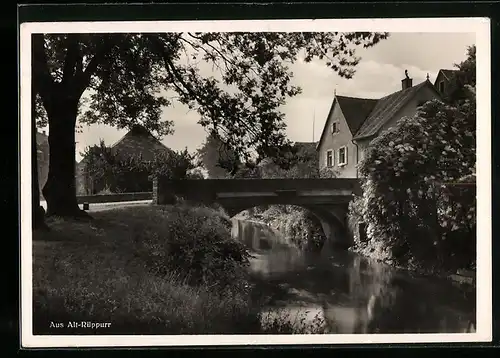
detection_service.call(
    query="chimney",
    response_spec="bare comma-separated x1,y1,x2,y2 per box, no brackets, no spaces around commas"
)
401,69,413,90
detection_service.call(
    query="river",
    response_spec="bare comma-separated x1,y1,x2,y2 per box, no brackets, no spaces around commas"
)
232,218,476,334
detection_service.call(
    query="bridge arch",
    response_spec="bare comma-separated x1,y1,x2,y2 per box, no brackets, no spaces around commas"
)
223,203,350,249
153,177,360,248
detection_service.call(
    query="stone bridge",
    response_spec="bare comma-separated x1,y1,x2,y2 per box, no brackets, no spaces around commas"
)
152,178,361,248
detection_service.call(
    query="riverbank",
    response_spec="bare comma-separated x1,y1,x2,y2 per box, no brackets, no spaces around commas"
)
33,204,263,334
237,205,326,250
349,241,476,290
240,205,475,290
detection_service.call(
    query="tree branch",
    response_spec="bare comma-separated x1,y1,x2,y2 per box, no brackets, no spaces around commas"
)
148,34,260,146
75,38,113,96
32,34,54,101
214,36,260,77
185,33,230,72
62,34,81,87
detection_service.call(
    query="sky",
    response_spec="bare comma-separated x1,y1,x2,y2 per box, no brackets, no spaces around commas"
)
43,32,476,162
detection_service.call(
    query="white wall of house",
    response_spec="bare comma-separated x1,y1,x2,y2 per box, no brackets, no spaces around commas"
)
317,101,358,179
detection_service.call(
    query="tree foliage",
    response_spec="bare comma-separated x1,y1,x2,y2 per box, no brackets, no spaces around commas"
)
35,32,389,151
454,45,476,88
230,141,334,179
80,140,198,194
33,31,388,215
357,45,476,270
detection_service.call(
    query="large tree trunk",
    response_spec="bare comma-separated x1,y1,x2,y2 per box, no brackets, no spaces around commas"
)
42,96,89,219
32,108,49,231
32,81,49,231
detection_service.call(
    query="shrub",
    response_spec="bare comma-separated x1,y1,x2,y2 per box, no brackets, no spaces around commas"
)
356,46,477,272
358,92,476,271
132,205,252,290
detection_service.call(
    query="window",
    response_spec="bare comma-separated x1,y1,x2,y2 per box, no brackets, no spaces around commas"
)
326,150,334,167
331,122,339,134
338,146,347,166
439,80,445,93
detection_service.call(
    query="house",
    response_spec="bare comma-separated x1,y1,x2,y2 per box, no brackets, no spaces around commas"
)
108,124,172,162
76,124,172,195
36,130,49,199
76,158,91,195
433,69,469,103
317,71,444,178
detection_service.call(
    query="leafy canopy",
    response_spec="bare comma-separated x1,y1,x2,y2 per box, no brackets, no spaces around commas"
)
232,141,338,179
34,32,389,162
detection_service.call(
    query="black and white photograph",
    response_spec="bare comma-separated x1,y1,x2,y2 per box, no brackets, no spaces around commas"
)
20,18,491,347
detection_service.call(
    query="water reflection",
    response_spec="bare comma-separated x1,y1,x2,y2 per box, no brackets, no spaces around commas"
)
232,219,476,334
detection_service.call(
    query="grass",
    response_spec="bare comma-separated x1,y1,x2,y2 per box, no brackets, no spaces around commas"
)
33,204,261,335
259,308,329,334
33,203,336,335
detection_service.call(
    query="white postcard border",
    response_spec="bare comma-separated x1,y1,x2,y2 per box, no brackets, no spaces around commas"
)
20,17,492,347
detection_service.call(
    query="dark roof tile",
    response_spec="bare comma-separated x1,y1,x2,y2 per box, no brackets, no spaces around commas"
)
111,125,172,161
353,80,438,140
335,96,378,134
439,69,460,81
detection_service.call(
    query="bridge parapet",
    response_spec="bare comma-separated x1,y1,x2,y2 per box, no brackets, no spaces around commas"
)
152,177,361,248
153,177,361,204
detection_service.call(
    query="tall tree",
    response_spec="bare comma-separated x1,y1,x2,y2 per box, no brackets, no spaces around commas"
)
455,45,476,88
32,32,389,217
32,83,48,230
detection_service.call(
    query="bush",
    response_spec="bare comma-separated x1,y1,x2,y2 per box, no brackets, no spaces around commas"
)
129,205,252,290
357,93,476,272
355,46,477,273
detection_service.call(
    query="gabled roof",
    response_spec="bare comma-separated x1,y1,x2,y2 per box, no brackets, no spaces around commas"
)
435,69,460,84
353,80,441,140
110,124,172,161
336,96,379,134
315,95,377,151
